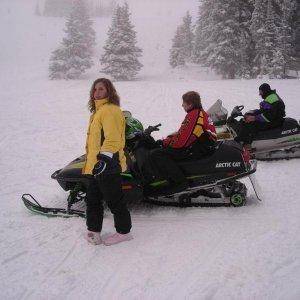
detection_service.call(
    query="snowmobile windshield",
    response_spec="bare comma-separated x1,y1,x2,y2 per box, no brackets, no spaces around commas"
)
207,99,228,126
125,115,144,140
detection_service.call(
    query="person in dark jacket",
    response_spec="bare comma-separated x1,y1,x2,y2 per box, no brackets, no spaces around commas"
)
149,91,217,194
235,83,285,145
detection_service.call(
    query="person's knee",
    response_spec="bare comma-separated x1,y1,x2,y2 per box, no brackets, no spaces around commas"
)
107,196,127,215
149,148,165,160
86,199,103,210
86,191,102,206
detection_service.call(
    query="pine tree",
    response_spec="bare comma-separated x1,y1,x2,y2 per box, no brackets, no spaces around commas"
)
250,0,284,77
49,0,96,79
271,50,285,76
270,0,297,77
169,11,194,68
193,0,253,78
238,0,255,78
280,0,299,73
263,0,277,77
193,0,215,65
169,25,186,68
250,0,265,76
35,2,41,16
100,3,143,80
181,11,194,62
292,0,300,70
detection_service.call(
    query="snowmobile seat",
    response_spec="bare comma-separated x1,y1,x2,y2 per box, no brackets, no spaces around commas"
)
178,140,245,176
254,118,300,141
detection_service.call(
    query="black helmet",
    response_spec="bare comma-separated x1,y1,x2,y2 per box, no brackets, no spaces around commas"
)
259,83,272,98
259,83,271,93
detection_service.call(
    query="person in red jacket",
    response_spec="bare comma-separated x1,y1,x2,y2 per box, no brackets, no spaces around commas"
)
149,91,216,194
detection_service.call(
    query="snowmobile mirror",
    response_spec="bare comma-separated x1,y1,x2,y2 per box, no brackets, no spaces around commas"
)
123,110,132,118
207,99,228,126
231,105,244,118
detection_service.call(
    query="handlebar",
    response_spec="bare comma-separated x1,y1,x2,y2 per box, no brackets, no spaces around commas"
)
236,105,244,112
144,123,161,135
230,105,244,119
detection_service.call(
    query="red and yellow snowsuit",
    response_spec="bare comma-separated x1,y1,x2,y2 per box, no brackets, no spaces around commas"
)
163,108,217,149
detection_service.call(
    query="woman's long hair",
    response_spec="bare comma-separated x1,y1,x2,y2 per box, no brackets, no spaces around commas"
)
88,78,120,113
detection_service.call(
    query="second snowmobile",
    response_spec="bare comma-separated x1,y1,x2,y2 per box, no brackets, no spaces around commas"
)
208,100,300,160
22,112,260,217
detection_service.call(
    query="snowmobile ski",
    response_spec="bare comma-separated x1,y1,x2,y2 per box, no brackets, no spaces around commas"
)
249,173,263,201
253,145,300,161
22,194,85,218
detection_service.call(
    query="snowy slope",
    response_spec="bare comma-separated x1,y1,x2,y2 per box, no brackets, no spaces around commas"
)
0,1,300,299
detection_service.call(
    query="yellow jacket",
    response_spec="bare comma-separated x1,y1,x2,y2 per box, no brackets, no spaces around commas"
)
82,98,126,175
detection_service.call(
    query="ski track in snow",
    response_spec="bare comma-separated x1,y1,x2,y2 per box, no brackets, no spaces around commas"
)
20,232,82,300
0,0,300,299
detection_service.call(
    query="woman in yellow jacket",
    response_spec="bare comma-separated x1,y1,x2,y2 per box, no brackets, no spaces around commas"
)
83,78,132,246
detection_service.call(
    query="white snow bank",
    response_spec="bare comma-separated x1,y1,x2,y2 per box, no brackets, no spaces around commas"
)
0,1,299,299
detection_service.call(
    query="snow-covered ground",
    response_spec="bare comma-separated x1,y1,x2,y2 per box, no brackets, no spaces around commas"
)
0,1,300,299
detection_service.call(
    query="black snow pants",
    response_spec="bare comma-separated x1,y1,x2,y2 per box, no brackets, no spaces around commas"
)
235,121,279,144
86,174,132,234
149,141,215,184
149,147,189,185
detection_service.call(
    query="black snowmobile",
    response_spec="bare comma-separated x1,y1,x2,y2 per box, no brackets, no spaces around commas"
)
208,100,300,160
22,113,260,218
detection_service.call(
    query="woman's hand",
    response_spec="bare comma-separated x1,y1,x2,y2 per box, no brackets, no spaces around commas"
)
93,154,112,177
93,153,121,177
93,155,110,177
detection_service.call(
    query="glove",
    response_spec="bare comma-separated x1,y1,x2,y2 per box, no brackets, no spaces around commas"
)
144,124,161,136
93,153,113,177
155,139,163,147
